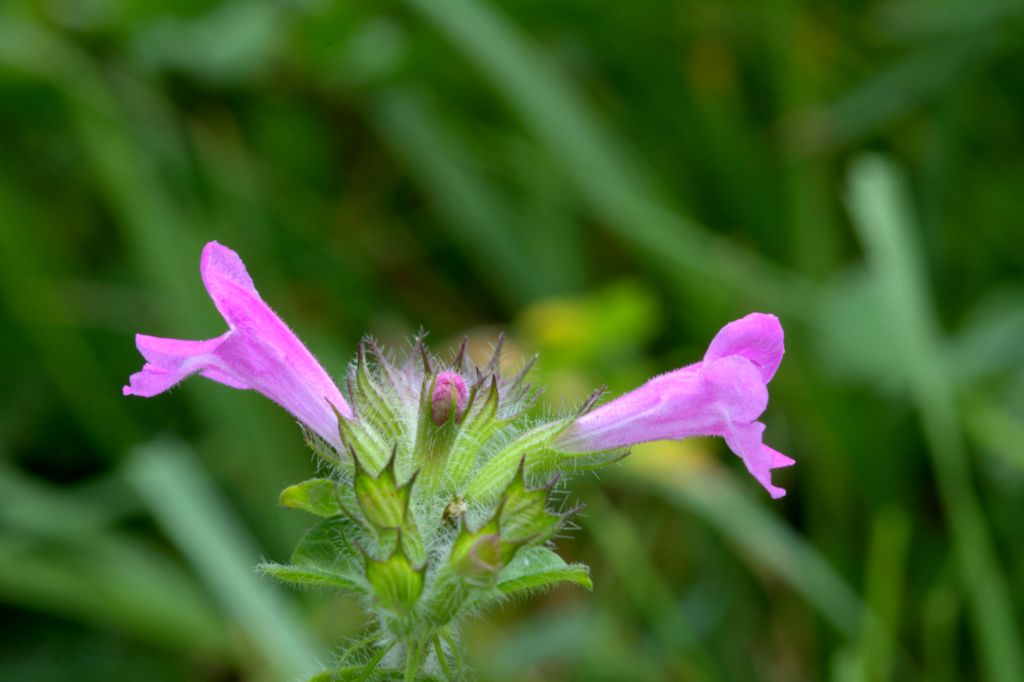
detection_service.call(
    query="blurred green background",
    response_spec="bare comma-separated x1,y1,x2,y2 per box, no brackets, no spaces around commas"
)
1,0,1023,680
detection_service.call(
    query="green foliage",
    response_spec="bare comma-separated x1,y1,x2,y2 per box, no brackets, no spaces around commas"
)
281,479,346,518
259,514,362,590
291,517,361,570
463,419,576,503
258,563,361,592
496,547,592,595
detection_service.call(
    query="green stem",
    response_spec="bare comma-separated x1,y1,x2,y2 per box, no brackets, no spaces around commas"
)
354,641,395,682
441,629,463,677
403,640,425,682
337,632,382,672
433,635,453,681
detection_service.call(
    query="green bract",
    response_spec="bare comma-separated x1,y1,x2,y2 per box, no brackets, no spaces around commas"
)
262,337,604,681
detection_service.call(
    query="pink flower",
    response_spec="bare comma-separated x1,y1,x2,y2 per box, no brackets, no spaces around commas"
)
554,313,794,498
123,241,351,448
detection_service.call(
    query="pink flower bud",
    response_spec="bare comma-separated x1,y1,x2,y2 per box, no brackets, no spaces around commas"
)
431,371,468,425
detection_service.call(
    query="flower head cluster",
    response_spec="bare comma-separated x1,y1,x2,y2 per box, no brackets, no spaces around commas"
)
124,242,793,679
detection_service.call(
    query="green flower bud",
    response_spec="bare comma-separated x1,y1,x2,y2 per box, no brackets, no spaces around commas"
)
354,450,414,530
497,460,563,546
365,538,424,614
450,520,511,589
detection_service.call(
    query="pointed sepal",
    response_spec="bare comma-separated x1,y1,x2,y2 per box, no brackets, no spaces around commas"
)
449,518,509,589
335,403,390,472
445,376,502,487
365,534,425,614
496,459,563,546
354,448,415,530
350,338,404,444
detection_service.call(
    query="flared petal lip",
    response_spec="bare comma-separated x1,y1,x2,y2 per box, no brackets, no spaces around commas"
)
553,312,792,499
703,312,784,383
122,241,352,446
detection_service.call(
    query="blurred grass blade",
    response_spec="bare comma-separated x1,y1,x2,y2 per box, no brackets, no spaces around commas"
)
0,535,233,657
946,294,1024,382
402,0,821,321
851,508,911,682
0,183,139,455
618,454,864,636
373,89,542,307
126,439,321,680
963,396,1024,472
0,461,137,539
0,19,303,518
878,0,1024,41
923,570,962,682
0,462,230,657
796,35,998,153
847,154,1023,682
0,18,209,333
584,489,722,680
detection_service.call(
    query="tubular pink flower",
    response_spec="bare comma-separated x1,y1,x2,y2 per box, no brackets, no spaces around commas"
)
123,241,351,448
554,313,794,498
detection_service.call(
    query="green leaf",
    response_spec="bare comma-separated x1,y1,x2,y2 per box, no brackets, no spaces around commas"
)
528,445,629,477
306,668,444,681
280,479,344,517
292,516,360,570
258,562,360,591
497,546,591,594
269,516,363,594
400,512,427,567
464,419,572,503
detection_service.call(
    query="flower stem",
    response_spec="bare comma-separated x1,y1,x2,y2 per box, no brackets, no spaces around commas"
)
441,629,463,677
354,641,395,682
433,635,453,681
403,640,425,682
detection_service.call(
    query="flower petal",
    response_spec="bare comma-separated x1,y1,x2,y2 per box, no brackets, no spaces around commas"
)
557,355,768,452
201,240,257,317
703,312,784,383
554,364,703,451
722,422,792,499
123,333,234,397
201,243,351,419
124,242,351,449
553,313,791,499
701,355,769,423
